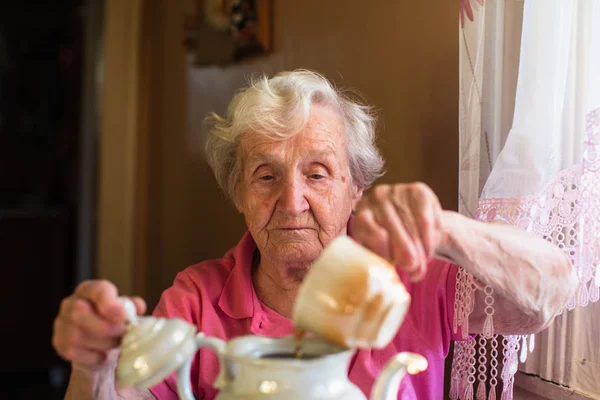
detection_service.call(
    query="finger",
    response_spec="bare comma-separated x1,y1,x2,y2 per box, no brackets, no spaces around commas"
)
130,296,147,315
406,186,439,258
52,318,64,354
377,207,426,282
391,192,426,257
372,200,420,272
386,187,428,265
59,295,76,316
352,207,391,260
75,280,125,323
66,347,106,368
70,298,126,339
55,315,121,353
404,187,438,282
77,334,121,352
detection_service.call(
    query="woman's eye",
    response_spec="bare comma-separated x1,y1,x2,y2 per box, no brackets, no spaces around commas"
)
259,175,274,181
310,174,325,180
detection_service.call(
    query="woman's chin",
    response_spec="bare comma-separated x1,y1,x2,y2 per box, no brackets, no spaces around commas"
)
266,240,322,265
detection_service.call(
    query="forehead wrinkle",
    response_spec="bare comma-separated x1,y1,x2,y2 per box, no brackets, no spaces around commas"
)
297,145,337,162
240,106,347,173
245,151,279,165
240,134,286,172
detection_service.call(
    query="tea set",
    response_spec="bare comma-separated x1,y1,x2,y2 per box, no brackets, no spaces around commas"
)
116,236,427,399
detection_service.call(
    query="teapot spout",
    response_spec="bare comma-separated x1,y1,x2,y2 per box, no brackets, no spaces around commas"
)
370,353,428,400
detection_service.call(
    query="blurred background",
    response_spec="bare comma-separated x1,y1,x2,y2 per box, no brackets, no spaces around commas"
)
0,1,457,398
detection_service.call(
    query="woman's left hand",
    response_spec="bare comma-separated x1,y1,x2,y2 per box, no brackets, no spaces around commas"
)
351,182,445,282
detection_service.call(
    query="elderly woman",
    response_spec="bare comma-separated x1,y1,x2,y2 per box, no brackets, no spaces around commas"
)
52,70,577,399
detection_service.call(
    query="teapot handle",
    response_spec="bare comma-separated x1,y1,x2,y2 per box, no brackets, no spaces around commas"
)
370,352,428,400
176,333,227,400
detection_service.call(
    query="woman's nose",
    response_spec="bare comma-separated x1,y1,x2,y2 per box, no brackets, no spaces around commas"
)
278,177,309,216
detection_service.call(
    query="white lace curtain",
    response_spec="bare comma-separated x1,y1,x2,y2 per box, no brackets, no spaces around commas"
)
453,0,600,399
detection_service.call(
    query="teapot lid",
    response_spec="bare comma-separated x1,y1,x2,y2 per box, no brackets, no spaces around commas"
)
116,299,198,389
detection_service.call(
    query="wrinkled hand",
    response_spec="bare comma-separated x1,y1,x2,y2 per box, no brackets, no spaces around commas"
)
52,280,146,372
351,183,445,282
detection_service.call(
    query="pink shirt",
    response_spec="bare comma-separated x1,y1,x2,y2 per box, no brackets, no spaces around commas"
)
149,232,465,400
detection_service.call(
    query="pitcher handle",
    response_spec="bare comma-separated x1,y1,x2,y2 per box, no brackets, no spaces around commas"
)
370,352,428,400
176,333,228,400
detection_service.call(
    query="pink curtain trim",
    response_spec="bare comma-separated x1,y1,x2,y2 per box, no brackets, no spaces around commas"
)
450,108,600,400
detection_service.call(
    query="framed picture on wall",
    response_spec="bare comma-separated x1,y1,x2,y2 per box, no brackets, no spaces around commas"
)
184,0,272,66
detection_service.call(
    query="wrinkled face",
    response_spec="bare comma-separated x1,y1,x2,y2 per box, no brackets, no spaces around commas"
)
237,104,363,268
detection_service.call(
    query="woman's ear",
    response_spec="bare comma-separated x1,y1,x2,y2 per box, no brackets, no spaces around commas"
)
233,187,245,214
352,185,364,211
234,200,244,214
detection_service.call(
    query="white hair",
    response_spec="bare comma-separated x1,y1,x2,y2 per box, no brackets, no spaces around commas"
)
204,70,385,203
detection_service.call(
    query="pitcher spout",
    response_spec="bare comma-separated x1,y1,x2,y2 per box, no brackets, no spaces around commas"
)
370,353,428,400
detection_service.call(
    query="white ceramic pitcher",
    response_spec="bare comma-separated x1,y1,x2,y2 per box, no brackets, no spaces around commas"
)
116,298,427,400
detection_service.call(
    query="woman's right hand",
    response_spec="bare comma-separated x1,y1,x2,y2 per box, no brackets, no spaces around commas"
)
52,280,146,372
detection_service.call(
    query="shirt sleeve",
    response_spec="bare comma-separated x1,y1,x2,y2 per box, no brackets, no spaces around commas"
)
148,270,202,400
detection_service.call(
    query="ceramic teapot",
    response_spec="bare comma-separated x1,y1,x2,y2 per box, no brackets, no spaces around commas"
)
116,298,427,400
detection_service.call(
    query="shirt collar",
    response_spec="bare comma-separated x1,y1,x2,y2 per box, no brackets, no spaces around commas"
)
217,231,257,319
